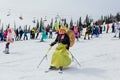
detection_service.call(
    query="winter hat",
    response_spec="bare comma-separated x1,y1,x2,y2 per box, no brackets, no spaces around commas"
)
60,26,67,31
8,28,12,33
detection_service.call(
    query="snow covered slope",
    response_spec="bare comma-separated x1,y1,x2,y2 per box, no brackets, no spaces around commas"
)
0,32,120,80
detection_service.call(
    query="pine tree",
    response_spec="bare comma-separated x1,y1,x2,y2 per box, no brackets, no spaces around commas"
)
79,17,82,26
24,25,27,31
104,16,107,23
28,25,31,33
7,24,10,29
40,18,43,32
64,18,67,26
50,18,53,28
116,12,120,21
59,21,61,28
77,20,79,27
101,15,104,21
70,18,73,27
0,19,1,26
85,14,90,26
1,24,3,33
14,21,16,31
36,19,40,30
109,14,114,23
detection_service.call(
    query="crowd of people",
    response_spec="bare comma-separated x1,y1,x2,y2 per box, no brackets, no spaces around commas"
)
0,21,120,42
0,26,53,42
0,20,120,73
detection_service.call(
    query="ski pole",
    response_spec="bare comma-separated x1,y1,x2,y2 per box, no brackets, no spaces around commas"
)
37,46,52,68
67,50,81,67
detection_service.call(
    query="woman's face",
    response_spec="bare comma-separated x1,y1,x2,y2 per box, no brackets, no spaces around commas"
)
59,29,65,34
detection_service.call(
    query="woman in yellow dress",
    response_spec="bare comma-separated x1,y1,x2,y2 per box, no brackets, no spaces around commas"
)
49,26,71,71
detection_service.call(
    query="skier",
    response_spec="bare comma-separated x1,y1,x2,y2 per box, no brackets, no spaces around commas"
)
113,22,120,38
49,28,53,38
74,26,79,41
23,29,28,40
92,25,100,37
35,28,40,39
40,27,48,42
15,28,19,41
4,28,16,54
31,27,35,39
0,29,3,41
106,24,110,33
49,26,71,72
45,26,50,36
112,23,115,33
84,26,92,40
18,26,23,40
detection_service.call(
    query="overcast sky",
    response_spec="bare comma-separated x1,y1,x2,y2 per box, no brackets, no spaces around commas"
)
0,0,120,26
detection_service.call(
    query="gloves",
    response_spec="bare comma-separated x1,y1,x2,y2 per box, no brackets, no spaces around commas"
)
50,42,56,46
50,43,54,46
66,46,69,50
66,44,69,50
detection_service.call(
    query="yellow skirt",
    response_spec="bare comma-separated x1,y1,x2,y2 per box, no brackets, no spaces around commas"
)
51,43,71,67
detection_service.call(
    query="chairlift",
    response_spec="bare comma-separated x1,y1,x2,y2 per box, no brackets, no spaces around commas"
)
7,13,10,16
6,9,11,16
19,16,23,20
32,17,36,23
44,16,47,21
32,20,36,23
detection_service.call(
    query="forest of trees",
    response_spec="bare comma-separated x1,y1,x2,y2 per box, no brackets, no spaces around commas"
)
0,12,120,33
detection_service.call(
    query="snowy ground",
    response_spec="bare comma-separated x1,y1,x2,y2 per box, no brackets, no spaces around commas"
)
0,31,120,80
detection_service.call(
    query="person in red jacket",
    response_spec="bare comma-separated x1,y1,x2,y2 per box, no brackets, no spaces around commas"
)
45,27,50,35
106,24,110,33
3,30,7,41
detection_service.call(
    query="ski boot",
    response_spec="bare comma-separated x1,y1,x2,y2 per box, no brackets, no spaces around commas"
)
84,37,86,40
3,48,10,54
59,66,63,74
49,66,57,70
113,35,116,38
40,38,44,42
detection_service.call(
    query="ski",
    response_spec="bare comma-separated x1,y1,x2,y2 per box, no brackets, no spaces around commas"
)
58,71,63,74
44,69,53,73
44,70,63,74
3,50,10,54
44,70,50,73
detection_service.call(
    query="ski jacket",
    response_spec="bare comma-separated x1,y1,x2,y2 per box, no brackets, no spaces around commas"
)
6,29,16,43
50,33,70,50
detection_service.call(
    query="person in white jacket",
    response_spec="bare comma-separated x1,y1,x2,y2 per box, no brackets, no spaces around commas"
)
113,22,120,38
